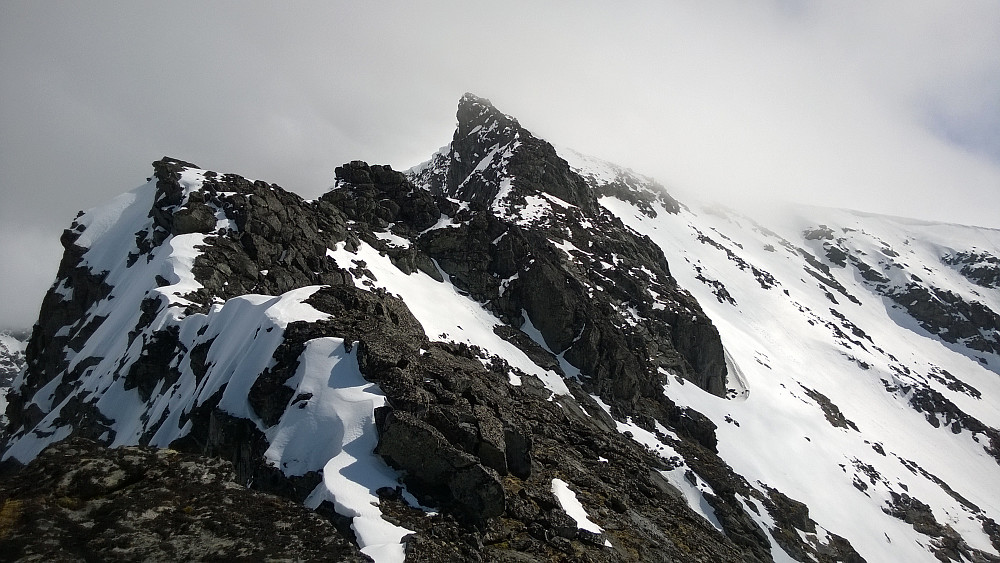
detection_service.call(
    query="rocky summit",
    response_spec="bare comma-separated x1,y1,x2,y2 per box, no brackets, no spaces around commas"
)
2,94,999,562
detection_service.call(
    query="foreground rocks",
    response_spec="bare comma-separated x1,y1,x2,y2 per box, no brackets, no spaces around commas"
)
0,438,368,562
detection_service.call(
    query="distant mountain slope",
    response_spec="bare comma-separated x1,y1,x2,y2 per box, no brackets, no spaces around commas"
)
0,329,28,386
2,94,998,562
0,329,28,427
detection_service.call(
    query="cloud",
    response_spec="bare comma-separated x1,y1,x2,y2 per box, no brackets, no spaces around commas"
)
0,225,60,330
1,1,999,326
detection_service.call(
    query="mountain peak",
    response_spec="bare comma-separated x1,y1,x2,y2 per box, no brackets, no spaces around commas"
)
405,94,597,215
455,92,517,127
459,91,493,108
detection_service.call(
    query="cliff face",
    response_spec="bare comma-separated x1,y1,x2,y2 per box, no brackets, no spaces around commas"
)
408,94,728,399
3,95,999,563
0,330,27,430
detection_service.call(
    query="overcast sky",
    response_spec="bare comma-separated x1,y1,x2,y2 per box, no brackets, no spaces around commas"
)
2,1,999,329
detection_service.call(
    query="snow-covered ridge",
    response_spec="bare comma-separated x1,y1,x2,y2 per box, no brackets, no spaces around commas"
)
5,94,1000,563
557,145,658,190
400,126,1000,559
2,162,420,561
327,241,570,395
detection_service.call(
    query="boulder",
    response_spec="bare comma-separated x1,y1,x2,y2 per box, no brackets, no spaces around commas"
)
375,408,505,520
171,202,217,234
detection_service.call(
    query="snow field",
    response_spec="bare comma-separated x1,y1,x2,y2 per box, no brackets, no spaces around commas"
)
598,193,1000,561
285,337,415,563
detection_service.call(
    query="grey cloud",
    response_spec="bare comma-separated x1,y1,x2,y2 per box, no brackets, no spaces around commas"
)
2,1,999,328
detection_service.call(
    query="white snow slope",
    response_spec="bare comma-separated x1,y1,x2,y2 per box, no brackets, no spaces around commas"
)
562,148,1000,562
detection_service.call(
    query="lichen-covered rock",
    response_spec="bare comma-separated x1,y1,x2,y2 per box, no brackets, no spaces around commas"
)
0,438,368,562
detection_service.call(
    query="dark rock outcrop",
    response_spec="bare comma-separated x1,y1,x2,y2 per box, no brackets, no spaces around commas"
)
887,283,1000,356
375,409,506,520
943,251,1000,289
881,490,1000,563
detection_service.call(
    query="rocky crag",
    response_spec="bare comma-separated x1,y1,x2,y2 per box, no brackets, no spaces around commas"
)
2,94,999,562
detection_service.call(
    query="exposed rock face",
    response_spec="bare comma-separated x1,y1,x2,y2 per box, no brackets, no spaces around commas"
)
887,283,1000,356
559,146,682,217
804,231,1000,364
793,227,1000,471
943,251,1000,289
0,438,368,562
445,93,524,206
406,93,728,400
3,158,353,450
880,489,1000,563
375,409,506,520
0,330,27,432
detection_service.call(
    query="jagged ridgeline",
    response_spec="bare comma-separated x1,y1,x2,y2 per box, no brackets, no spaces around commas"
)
0,94,750,562
2,94,999,562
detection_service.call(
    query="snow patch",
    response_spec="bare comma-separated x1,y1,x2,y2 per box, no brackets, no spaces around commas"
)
551,478,610,546
275,337,414,563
